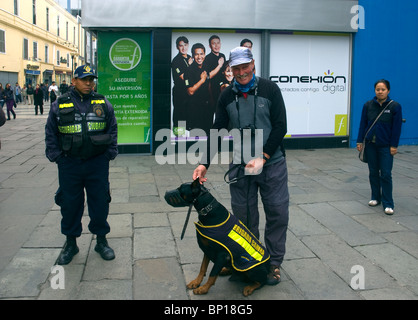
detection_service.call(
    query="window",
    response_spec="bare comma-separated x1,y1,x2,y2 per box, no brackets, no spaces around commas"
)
66,22,68,41
0,30,5,53
32,0,36,25
14,0,19,16
67,53,70,67
33,41,38,60
57,50,60,65
46,8,49,31
73,26,76,44
45,45,48,63
23,38,29,60
57,16,60,36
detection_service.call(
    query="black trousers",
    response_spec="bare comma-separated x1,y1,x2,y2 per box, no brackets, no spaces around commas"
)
55,153,111,237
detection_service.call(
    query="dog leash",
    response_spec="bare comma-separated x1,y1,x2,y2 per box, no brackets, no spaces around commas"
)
181,203,194,240
208,164,247,191
209,164,252,227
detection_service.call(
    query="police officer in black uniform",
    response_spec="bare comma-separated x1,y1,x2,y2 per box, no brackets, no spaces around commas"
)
45,65,118,265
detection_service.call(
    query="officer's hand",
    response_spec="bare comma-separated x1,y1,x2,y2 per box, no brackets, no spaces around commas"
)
193,165,207,184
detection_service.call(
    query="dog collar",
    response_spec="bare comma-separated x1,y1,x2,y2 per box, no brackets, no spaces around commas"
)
197,198,219,216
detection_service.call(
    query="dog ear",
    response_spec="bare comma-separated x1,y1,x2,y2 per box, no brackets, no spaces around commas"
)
192,178,201,188
191,178,202,195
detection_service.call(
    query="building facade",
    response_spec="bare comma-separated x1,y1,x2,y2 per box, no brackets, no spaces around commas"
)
0,0,85,88
68,0,418,153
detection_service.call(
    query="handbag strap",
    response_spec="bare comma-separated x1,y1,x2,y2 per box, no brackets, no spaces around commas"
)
363,100,393,140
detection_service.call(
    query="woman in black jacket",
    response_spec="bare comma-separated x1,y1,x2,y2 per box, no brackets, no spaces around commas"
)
34,84,44,115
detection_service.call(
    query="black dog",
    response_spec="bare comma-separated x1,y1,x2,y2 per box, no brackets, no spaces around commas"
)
165,179,270,296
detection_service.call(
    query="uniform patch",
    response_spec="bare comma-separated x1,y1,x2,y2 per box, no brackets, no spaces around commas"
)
93,105,104,117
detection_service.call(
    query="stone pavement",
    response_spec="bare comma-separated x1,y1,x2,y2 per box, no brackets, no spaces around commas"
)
0,101,417,300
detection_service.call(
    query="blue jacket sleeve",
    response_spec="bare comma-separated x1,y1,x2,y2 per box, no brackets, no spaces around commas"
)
390,103,402,148
356,103,369,143
104,98,118,160
45,101,62,162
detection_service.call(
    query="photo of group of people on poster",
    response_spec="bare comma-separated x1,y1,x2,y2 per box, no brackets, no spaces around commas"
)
170,31,261,139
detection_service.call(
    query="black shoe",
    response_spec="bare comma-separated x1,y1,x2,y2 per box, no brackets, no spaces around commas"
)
94,235,115,260
57,236,79,265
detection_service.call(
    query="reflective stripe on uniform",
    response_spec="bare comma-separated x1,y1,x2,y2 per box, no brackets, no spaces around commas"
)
58,124,82,133
87,121,106,132
91,100,105,104
59,103,75,109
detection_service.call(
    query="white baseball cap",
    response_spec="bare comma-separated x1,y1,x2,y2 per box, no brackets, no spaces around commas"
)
229,46,253,67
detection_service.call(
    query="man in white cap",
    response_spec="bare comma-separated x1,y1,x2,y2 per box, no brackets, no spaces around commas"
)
193,46,289,285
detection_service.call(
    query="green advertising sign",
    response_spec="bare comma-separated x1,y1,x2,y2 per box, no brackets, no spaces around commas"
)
97,32,151,145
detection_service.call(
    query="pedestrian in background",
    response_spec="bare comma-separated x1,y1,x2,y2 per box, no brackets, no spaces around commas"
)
60,79,69,95
34,84,44,115
0,104,5,150
356,79,403,215
0,83,5,109
0,103,5,126
45,65,118,265
49,81,58,104
14,83,22,104
27,84,34,105
3,83,16,120
42,83,49,102
22,85,28,104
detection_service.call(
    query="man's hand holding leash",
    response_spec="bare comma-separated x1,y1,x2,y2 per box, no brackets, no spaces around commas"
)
193,165,208,184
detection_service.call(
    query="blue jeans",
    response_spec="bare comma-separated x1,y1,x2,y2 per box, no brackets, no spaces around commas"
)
366,142,394,209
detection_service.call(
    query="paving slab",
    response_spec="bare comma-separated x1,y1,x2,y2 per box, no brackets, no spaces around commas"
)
133,257,188,300
299,202,387,246
356,243,418,288
0,248,61,298
282,258,362,300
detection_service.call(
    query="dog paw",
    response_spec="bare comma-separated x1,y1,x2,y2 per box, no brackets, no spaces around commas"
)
187,280,201,289
243,283,261,297
193,285,209,295
243,287,254,296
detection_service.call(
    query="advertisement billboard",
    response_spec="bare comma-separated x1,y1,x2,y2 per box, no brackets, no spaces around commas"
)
97,32,152,145
269,33,351,138
170,30,262,141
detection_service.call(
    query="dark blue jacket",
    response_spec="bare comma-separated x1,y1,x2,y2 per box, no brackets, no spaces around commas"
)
357,97,402,147
45,87,118,162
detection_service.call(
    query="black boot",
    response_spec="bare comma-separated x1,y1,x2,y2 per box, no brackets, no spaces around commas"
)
57,236,79,265
95,235,115,260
